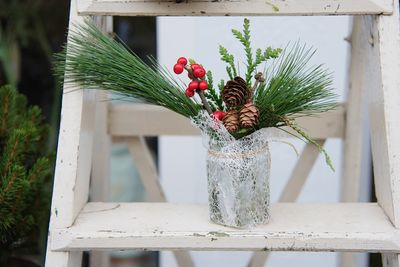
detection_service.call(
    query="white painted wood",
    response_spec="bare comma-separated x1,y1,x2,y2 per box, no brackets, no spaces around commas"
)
364,0,400,227
341,16,368,203
90,73,111,199
109,104,345,138
127,137,194,267
109,104,200,136
339,16,371,267
90,92,111,267
51,202,400,252
383,254,400,267
45,0,95,265
248,252,268,267
89,17,113,267
45,250,83,267
279,140,326,202
77,0,393,16
48,10,96,232
127,137,165,202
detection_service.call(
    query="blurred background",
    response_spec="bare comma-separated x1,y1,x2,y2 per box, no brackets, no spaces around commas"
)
0,1,380,267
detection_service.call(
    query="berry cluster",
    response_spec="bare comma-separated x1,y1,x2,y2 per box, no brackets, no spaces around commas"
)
173,57,208,98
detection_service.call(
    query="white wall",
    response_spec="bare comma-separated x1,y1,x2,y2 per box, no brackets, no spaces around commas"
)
157,16,352,267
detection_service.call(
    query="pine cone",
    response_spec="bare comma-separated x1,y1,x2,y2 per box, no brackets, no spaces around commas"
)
239,102,259,128
222,76,251,107
222,109,240,133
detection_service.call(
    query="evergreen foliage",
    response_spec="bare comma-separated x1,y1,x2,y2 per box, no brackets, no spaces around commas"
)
219,18,282,86
0,85,51,265
56,22,201,118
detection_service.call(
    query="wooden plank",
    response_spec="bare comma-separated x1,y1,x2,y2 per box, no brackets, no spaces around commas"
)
365,0,400,227
89,88,112,267
279,140,326,202
127,137,194,267
339,16,371,267
108,104,345,139
89,16,113,267
48,10,96,232
78,0,393,16
109,104,199,136
127,137,166,202
51,202,400,252
45,0,94,266
341,16,369,203
383,254,400,267
44,250,83,267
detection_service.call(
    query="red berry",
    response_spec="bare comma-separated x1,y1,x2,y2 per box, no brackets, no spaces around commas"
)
177,57,188,65
185,88,195,97
190,64,201,70
188,81,199,90
198,80,208,90
173,63,184,74
213,111,226,120
193,68,206,78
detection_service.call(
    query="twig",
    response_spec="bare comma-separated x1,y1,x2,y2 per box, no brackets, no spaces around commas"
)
184,65,213,115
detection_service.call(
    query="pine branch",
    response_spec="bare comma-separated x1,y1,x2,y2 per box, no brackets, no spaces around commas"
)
255,43,337,128
0,85,50,255
56,20,201,119
0,86,17,143
282,117,334,171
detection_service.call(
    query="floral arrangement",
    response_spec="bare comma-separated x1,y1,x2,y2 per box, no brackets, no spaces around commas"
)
57,18,337,227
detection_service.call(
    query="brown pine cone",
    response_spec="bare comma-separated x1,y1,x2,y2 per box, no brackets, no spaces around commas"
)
222,76,251,107
239,102,259,128
222,109,240,133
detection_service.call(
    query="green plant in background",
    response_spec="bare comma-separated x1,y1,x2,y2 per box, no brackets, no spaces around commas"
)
0,85,51,266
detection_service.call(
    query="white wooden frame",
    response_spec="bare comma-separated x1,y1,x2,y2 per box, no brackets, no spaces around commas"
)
77,0,393,16
45,0,400,266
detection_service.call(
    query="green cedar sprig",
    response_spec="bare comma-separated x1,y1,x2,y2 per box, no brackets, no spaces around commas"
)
218,45,237,80
223,18,282,86
231,18,252,84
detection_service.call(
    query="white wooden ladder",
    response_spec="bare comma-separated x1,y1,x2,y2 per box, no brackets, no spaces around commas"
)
45,1,400,267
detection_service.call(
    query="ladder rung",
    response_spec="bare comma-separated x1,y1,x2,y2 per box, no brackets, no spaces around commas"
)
108,104,345,138
51,202,400,252
77,0,393,16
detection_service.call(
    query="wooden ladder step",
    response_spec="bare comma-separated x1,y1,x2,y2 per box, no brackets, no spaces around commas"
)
77,0,393,16
51,202,400,252
109,104,345,138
